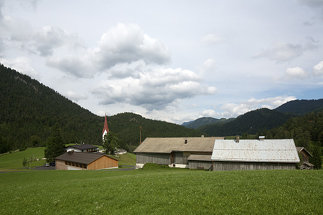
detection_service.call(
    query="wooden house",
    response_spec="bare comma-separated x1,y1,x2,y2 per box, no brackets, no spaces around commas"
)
55,151,118,170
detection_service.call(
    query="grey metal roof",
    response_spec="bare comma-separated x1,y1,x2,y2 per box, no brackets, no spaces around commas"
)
134,137,224,153
55,152,117,164
188,154,212,161
211,139,300,163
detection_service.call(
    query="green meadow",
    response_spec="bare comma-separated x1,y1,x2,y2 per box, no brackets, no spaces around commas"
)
0,147,46,170
0,168,322,215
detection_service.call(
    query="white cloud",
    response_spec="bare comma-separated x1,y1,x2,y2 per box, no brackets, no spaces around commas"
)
313,60,323,76
202,58,216,71
256,41,317,62
31,26,71,56
300,0,323,19
200,109,216,117
47,23,170,78
92,64,216,110
202,33,222,45
220,96,296,117
0,57,37,78
286,67,307,78
94,23,169,70
47,54,93,78
65,91,87,102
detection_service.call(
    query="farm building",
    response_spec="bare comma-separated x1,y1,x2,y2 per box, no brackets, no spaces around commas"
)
134,137,224,169
211,139,300,170
66,144,99,153
55,151,118,170
296,147,314,169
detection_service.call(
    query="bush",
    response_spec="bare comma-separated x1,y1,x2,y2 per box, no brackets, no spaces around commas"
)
142,163,170,170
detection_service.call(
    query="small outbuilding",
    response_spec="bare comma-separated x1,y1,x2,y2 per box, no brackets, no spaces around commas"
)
56,151,118,170
211,139,300,171
66,144,99,153
296,147,314,169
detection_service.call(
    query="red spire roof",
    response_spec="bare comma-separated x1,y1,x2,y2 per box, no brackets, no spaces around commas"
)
102,114,109,135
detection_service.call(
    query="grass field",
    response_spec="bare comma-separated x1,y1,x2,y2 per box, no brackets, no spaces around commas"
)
0,168,322,214
0,147,46,170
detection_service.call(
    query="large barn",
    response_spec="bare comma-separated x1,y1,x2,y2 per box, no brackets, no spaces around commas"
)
211,138,300,170
56,151,118,170
134,137,224,169
134,137,300,170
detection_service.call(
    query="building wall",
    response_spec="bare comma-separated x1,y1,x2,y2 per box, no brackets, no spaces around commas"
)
213,161,297,171
173,152,211,165
56,160,68,170
188,160,213,170
87,156,118,170
174,152,184,164
56,160,86,170
136,153,170,165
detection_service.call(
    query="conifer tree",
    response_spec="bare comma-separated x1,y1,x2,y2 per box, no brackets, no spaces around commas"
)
45,126,65,163
103,132,119,155
310,146,322,169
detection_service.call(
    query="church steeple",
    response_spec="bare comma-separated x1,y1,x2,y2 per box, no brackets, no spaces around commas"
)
102,114,109,140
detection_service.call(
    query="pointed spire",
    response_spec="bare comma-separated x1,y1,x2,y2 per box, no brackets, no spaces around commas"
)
102,114,109,139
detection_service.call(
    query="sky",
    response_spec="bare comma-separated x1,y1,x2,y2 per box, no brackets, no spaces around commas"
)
1,0,323,124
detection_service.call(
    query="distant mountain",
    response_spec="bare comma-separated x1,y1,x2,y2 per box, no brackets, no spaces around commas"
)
275,99,323,115
0,64,202,153
199,108,292,136
182,117,232,129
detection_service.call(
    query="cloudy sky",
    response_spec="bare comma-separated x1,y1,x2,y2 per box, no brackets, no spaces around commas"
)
1,0,323,123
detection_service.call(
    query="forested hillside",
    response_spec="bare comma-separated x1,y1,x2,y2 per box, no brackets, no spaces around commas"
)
275,99,323,115
108,113,202,151
0,64,201,153
182,117,233,129
199,108,292,136
260,110,323,149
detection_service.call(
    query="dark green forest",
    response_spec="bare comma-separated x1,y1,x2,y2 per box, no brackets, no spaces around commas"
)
275,99,323,115
0,64,201,153
259,110,323,149
199,108,292,136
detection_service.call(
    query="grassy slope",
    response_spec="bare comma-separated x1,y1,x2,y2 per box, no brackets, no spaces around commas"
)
115,153,136,166
0,147,45,170
0,169,322,215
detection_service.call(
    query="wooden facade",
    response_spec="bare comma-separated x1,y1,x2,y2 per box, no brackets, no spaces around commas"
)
212,161,296,171
136,153,170,165
87,156,118,170
189,160,213,170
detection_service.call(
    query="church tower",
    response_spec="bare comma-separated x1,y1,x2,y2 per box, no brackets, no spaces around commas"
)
102,114,109,141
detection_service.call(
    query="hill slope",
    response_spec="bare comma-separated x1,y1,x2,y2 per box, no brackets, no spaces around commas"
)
0,64,201,152
275,99,323,115
108,112,202,151
182,117,232,129
199,108,292,136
